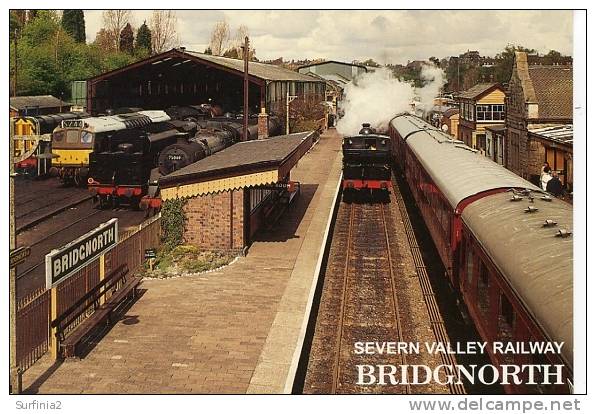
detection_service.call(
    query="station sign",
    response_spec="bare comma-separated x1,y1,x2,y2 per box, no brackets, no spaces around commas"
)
10,246,31,268
45,219,118,289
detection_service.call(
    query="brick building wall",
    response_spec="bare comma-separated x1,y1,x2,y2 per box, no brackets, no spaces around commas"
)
505,58,529,178
182,189,245,252
526,136,546,184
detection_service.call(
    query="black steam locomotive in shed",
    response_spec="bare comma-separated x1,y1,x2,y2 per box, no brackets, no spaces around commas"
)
87,106,282,210
342,123,392,193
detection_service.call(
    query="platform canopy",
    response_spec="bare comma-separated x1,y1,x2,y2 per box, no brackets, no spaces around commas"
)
159,131,317,200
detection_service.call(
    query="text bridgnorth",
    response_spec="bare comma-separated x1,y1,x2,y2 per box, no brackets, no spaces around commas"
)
357,364,565,386
353,341,564,355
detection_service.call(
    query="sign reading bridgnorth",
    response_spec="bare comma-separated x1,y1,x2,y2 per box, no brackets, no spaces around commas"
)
45,219,118,289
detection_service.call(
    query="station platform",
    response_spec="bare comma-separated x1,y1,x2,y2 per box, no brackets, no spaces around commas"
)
21,128,342,394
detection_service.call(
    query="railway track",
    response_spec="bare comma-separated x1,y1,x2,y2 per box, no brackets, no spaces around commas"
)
15,205,147,300
16,209,105,281
302,175,467,394
14,177,91,234
305,197,410,394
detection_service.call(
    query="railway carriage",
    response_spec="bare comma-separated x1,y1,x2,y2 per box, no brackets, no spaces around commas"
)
389,114,573,394
342,123,392,192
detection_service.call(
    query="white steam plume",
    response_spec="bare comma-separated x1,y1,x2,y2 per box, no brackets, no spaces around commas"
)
336,64,446,136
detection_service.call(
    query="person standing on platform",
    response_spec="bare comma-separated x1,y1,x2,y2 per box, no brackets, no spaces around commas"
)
546,171,564,197
541,165,552,191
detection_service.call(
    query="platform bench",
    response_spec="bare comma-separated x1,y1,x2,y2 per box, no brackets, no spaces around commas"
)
52,264,142,359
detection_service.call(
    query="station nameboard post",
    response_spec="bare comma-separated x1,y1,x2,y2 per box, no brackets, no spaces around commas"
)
46,218,118,359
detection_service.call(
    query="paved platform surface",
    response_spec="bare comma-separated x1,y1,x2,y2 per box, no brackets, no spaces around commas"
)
21,129,342,394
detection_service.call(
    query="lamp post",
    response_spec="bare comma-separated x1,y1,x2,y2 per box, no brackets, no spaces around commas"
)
286,92,297,135
241,36,249,141
10,128,21,394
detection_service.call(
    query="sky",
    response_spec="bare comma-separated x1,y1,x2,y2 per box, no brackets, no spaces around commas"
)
83,10,574,64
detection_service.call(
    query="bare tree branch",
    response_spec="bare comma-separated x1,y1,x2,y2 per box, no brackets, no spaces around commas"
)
150,10,179,54
209,21,229,56
102,10,132,52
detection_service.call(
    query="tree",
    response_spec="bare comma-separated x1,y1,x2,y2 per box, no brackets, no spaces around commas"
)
222,48,239,59
102,10,131,51
61,10,86,43
119,23,134,54
135,21,152,55
429,56,440,66
493,44,536,84
10,11,23,40
209,21,229,56
93,28,115,52
10,10,137,99
150,10,179,54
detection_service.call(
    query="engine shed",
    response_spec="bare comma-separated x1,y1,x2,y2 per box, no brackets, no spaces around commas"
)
158,131,318,252
86,48,326,129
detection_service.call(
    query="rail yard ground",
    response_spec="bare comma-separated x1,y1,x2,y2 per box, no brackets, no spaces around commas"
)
14,177,147,299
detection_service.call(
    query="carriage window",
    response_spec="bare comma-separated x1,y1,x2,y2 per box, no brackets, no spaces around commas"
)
66,130,80,144
466,243,474,287
477,260,490,317
498,293,515,363
500,293,515,328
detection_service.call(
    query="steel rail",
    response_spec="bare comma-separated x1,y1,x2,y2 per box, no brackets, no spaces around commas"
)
380,202,411,394
16,209,104,280
331,202,354,394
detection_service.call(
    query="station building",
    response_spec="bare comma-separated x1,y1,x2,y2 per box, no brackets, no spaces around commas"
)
455,83,506,152
505,51,573,186
297,60,367,86
527,125,573,191
158,131,317,252
297,61,367,127
85,48,326,133
10,95,71,117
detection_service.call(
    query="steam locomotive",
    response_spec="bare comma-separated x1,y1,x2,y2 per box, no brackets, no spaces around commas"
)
87,111,282,210
342,123,392,193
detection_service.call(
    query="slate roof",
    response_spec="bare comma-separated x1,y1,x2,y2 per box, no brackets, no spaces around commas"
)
160,132,315,187
455,83,503,100
184,51,321,82
10,95,70,110
528,66,573,119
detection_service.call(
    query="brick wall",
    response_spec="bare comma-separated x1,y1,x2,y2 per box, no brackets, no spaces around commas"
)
183,189,245,252
526,137,545,184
